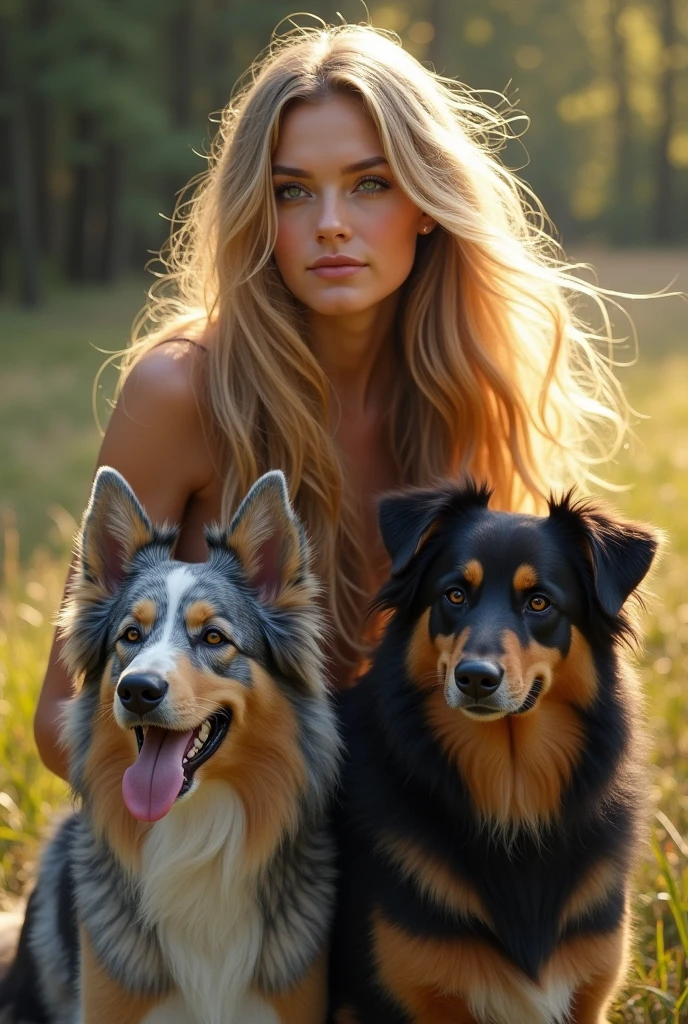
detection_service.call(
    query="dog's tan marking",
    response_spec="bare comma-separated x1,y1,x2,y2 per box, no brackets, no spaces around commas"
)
373,907,630,1024
405,611,471,691
559,859,622,932
334,1009,362,1024
549,912,630,1023
372,911,549,1024
185,600,217,632
132,600,157,630
499,629,558,706
499,627,598,710
80,925,162,1022
406,611,439,687
555,627,598,708
462,559,483,588
513,563,538,591
377,833,492,927
261,948,328,1024
178,659,308,866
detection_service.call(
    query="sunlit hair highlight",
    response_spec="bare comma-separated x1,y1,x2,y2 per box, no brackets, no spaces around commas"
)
112,17,634,661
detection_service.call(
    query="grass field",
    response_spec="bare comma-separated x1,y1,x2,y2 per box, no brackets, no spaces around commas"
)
0,250,687,1021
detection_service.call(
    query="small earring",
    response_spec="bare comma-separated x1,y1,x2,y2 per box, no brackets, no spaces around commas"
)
423,225,429,233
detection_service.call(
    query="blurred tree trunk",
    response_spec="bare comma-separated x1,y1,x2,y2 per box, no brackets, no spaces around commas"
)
171,1,194,129
65,113,96,282
0,18,10,293
428,0,451,72
167,0,194,223
28,0,51,255
0,13,41,305
610,0,634,243
655,0,676,242
96,142,124,283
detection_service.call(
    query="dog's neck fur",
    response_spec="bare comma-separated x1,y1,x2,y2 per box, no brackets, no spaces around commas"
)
139,781,265,1024
374,617,630,842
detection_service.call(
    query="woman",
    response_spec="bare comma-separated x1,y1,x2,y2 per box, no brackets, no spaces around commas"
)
34,19,627,781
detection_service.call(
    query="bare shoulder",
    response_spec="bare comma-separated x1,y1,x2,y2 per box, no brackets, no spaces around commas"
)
97,339,220,526
118,339,208,416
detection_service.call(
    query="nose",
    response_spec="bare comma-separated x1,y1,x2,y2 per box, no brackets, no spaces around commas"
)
117,673,168,716
454,660,504,700
316,190,352,243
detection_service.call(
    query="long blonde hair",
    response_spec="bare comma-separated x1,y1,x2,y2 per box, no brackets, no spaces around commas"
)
114,18,630,657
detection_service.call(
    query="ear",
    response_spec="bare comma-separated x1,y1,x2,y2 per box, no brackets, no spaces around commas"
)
218,471,308,602
77,468,162,593
548,492,660,617
378,479,492,576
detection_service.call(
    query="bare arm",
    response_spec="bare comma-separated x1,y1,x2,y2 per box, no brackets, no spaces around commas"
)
34,343,217,781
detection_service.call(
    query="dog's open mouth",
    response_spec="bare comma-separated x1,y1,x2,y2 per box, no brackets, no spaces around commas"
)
123,709,232,823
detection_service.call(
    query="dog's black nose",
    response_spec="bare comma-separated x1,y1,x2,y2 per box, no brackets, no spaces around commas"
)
454,660,504,699
117,673,168,716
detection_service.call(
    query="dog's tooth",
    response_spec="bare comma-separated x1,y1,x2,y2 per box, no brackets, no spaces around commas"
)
199,722,210,741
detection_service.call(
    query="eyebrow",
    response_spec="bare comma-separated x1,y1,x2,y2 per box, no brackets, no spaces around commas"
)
271,156,389,178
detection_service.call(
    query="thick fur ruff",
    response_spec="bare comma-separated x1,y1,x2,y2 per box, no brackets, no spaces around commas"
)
1,469,339,1024
329,481,658,1024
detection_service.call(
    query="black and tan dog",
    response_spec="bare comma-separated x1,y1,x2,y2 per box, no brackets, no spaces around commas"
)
1,468,340,1024
329,480,658,1024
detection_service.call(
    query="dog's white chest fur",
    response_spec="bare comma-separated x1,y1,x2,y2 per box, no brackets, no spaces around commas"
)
467,974,574,1024
138,781,276,1024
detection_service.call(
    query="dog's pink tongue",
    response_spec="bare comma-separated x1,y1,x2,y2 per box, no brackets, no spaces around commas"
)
122,727,194,822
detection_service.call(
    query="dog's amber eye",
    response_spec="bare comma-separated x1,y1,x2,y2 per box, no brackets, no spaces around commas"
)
528,595,550,612
203,628,226,646
445,588,466,606
123,626,141,643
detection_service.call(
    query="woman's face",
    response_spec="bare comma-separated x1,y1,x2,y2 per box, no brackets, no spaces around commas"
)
271,93,434,317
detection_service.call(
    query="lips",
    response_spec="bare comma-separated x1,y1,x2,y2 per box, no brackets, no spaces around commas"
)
309,255,365,268
308,255,367,279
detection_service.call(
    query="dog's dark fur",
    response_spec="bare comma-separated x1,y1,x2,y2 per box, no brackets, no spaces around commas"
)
329,481,658,1024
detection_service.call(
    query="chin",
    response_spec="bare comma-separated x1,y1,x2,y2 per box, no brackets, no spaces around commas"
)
309,288,400,320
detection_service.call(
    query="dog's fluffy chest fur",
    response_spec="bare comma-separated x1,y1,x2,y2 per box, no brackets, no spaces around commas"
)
138,781,274,1024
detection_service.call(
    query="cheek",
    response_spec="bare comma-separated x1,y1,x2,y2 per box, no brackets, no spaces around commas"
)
361,200,420,272
273,217,302,286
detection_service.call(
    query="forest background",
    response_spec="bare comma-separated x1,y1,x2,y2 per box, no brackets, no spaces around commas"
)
3,0,688,299
1,1,688,1021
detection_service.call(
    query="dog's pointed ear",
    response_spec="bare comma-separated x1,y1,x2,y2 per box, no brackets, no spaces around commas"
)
78,468,166,594
549,491,660,617
217,471,308,602
379,480,491,576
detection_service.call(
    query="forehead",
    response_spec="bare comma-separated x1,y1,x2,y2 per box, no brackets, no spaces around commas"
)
429,511,574,583
122,563,218,606
274,94,382,170
116,560,250,634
